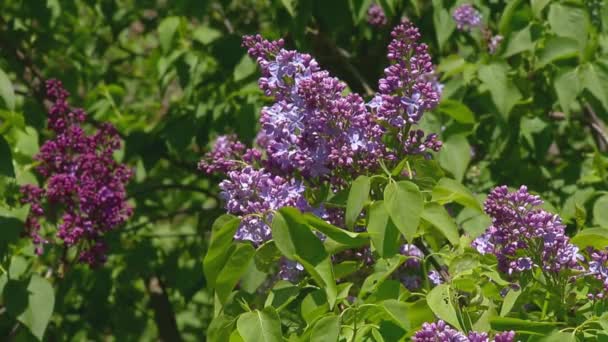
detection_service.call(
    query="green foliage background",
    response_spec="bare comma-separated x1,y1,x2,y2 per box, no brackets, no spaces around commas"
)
0,0,607,340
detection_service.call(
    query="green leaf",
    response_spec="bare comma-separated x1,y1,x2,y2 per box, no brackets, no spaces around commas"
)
437,55,468,78
436,100,475,124
503,26,534,58
420,203,459,245
349,0,373,24
367,201,400,258
432,178,482,211
255,241,282,273
0,136,15,178
208,315,237,342
265,281,300,310
478,63,522,119
193,26,222,45
272,208,337,307
490,317,559,335
0,68,15,111
279,0,296,16
383,181,423,243
158,16,181,53
580,63,608,111
594,195,608,228
203,215,241,288
539,331,576,342
310,314,340,342
426,284,461,330
571,228,608,249
498,0,523,36
17,275,55,340
346,175,370,229
382,299,434,331
0,216,22,257
500,287,521,316
236,308,282,342
554,68,581,114
433,2,455,51
216,243,255,304
537,37,579,69
438,134,471,182
531,0,551,18
304,213,368,247
548,3,588,49
234,55,256,82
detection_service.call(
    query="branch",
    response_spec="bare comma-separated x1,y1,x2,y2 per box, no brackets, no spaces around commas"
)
147,276,182,342
583,102,608,152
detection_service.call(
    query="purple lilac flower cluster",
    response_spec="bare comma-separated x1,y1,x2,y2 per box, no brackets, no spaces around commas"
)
21,79,133,267
367,4,387,27
371,22,441,127
472,186,582,276
219,166,308,245
452,4,482,32
202,23,442,250
243,34,385,178
585,247,608,298
412,320,515,342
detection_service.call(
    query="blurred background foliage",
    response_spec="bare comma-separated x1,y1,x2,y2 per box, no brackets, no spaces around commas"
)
0,0,607,340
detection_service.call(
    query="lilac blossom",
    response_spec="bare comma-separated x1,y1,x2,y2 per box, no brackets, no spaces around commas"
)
428,269,444,285
367,4,387,27
198,135,247,174
412,320,515,342
372,21,441,127
20,79,132,267
278,258,304,283
472,186,583,276
219,166,308,245
242,35,385,178
488,35,503,54
452,4,482,32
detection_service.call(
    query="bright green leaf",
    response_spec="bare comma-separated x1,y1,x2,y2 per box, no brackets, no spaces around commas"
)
234,55,256,82
203,215,241,288
438,134,471,182
571,228,608,250
500,287,521,316
0,68,15,111
236,308,282,342
384,181,423,243
367,201,400,258
346,175,370,229
437,100,475,124
537,37,579,69
158,16,181,53
478,63,522,119
594,195,608,228
17,275,55,340
310,314,340,342
432,178,482,211
426,284,461,330
215,243,255,304
421,203,459,245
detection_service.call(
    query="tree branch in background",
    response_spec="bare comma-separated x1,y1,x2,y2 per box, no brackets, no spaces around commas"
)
583,102,608,152
147,276,182,342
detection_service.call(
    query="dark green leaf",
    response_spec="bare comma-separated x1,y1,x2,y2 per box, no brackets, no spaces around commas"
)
478,63,522,119
0,136,15,178
215,243,255,304
432,178,482,211
203,215,241,288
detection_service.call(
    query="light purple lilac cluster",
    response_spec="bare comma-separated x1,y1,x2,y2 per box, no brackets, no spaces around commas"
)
367,4,387,27
585,247,608,298
412,320,515,342
243,34,385,178
371,22,442,128
452,4,482,32
488,35,503,55
472,186,582,276
219,166,308,245
21,79,133,267
202,23,442,253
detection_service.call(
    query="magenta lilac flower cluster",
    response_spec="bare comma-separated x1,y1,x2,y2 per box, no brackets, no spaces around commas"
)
452,4,482,32
412,320,515,342
585,247,608,298
367,4,387,27
472,186,582,276
371,22,441,128
20,79,133,267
